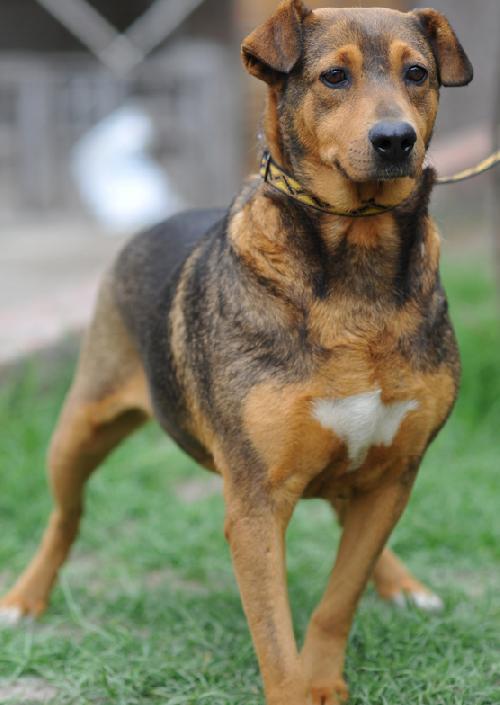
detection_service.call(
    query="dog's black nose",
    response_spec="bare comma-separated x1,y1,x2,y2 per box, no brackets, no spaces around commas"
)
369,122,417,162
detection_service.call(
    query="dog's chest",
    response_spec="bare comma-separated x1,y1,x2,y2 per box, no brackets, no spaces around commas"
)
243,350,457,491
312,390,419,471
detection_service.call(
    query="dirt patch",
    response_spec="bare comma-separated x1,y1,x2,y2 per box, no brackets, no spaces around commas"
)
0,678,58,704
427,566,499,599
145,567,208,595
62,551,108,597
175,475,222,503
446,569,498,599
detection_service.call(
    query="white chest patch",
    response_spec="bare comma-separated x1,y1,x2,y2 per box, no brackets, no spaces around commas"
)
312,390,419,471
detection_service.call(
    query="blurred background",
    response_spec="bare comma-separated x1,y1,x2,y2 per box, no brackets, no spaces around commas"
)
0,7,498,703
0,0,498,365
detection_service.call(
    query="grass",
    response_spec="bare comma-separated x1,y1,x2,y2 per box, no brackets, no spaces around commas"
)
0,257,499,705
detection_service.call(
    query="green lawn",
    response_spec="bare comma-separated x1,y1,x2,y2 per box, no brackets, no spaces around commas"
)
0,258,499,705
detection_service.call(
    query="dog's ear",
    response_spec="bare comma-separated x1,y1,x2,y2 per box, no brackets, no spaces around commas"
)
241,0,311,84
412,8,473,87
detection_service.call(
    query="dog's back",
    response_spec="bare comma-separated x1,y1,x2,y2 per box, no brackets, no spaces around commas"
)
112,208,224,357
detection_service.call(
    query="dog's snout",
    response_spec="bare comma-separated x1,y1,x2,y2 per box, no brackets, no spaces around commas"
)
369,122,417,162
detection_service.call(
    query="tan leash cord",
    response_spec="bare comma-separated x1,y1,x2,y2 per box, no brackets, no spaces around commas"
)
436,149,500,184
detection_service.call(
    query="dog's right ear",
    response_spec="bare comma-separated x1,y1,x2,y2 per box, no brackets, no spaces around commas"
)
241,0,311,84
412,8,473,87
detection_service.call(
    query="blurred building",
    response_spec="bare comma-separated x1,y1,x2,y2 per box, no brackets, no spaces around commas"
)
0,0,241,224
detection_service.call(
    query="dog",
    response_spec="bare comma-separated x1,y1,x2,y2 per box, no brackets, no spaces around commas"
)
1,3,472,703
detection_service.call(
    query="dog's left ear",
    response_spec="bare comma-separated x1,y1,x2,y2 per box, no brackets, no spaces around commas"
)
412,8,473,87
241,0,311,84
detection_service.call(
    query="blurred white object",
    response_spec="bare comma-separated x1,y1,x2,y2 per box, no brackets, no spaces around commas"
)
71,105,182,234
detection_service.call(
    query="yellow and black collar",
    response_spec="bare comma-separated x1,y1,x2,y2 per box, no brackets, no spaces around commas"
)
259,151,396,218
260,149,500,215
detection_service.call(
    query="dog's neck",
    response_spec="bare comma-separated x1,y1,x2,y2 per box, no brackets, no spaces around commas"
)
230,166,437,309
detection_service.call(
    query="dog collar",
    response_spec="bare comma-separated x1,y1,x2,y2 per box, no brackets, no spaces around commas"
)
260,151,398,218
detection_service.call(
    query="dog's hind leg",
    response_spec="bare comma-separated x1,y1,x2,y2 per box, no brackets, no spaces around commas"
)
0,275,151,625
371,546,443,611
330,497,443,612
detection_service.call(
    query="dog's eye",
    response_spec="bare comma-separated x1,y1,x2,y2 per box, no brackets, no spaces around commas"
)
405,65,428,84
320,68,349,89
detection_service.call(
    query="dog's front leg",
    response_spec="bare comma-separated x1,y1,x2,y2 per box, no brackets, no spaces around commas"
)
301,466,418,705
224,478,307,705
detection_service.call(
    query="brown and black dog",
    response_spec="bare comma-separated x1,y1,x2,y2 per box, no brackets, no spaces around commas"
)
1,3,473,703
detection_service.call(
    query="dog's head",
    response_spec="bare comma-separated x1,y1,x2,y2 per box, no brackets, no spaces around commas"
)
242,2,473,209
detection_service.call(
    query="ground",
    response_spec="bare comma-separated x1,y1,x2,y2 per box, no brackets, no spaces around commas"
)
0,257,499,705
0,219,125,366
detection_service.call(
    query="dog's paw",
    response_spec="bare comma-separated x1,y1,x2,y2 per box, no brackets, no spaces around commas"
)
0,594,45,627
0,605,25,627
310,678,349,705
390,589,444,612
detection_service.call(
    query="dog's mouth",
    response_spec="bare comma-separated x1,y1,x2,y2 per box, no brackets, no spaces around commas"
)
370,161,417,182
330,155,420,209
335,158,418,184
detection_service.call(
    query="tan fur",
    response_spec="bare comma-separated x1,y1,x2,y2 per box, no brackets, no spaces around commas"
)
243,364,455,498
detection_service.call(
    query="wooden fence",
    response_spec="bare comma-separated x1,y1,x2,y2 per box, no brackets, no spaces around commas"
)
0,40,241,221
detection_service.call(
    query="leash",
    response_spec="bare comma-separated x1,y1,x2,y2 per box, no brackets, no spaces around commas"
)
260,149,500,216
435,149,500,184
